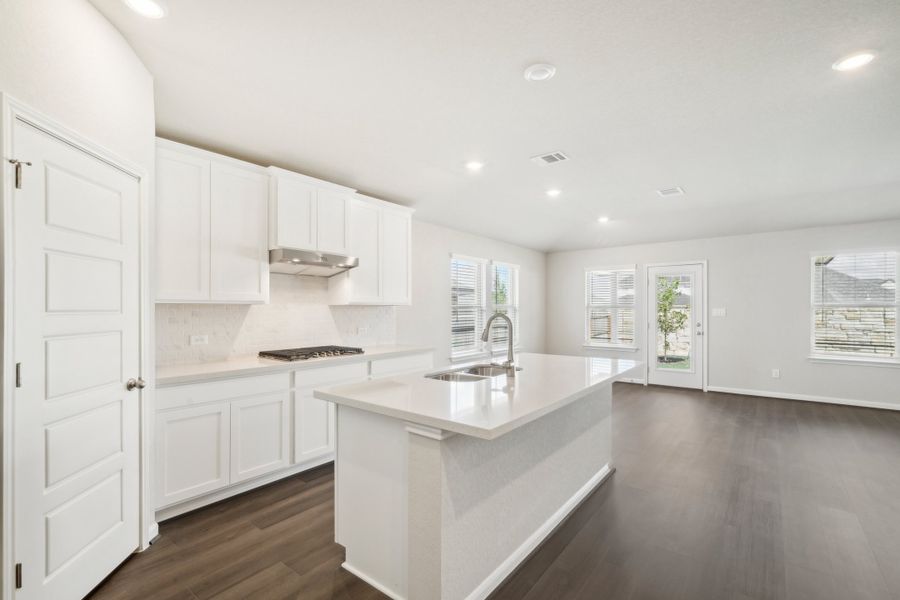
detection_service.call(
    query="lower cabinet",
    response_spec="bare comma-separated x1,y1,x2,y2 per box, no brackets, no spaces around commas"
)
231,392,290,483
155,403,230,508
154,351,433,518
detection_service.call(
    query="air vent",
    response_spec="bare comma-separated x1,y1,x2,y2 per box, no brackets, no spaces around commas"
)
531,151,569,166
656,186,685,198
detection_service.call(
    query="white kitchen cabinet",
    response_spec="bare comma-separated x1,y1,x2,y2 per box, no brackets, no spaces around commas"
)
155,403,229,508
156,147,210,301
329,194,414,305
294,363,368,463
268,167,353,255
156,138,269,303
210,163,269,302
230,392,291,483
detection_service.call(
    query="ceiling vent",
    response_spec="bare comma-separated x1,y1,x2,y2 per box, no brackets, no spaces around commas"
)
531,151,569,166
656,186,685,198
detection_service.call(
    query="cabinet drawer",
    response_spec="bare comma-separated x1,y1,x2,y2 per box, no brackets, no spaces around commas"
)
370,352,433,377
294,362,368,389
157,372,290,410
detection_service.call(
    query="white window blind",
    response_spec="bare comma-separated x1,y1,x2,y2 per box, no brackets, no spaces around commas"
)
450,256,520,359
811,251,898,358
585,267,635,347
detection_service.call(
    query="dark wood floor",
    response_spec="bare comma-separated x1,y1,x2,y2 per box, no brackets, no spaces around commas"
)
89,384,900,600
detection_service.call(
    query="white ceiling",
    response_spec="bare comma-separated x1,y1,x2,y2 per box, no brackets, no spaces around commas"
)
91,0,900,252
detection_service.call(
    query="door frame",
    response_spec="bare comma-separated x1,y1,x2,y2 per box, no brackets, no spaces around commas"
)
0,94,156,600
644,260,709,391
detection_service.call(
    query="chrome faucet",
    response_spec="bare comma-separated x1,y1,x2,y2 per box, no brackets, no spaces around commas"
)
481,312,516,372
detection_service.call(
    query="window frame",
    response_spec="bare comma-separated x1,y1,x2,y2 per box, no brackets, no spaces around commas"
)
449,254,521,361
583,264,637,350
808,249,900,366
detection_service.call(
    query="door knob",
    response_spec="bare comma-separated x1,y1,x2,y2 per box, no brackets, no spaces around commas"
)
126,377,146,391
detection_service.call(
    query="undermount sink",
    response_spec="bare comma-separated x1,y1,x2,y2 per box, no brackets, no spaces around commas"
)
425,363,521,382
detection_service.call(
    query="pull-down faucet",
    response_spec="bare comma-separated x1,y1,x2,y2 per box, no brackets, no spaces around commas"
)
481,312,516,372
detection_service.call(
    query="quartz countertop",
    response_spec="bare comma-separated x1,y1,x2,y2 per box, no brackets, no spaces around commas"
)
314,353,641,440
156,345,434,387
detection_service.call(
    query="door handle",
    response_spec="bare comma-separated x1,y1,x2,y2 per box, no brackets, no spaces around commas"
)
126,377,146,391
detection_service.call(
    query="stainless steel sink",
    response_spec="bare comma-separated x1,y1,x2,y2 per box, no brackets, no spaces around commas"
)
426,372,488,383
461,364,515,377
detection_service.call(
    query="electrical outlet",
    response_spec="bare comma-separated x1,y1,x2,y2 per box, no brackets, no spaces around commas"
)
712,307,727,317
771,368,780,379
190,334,209,346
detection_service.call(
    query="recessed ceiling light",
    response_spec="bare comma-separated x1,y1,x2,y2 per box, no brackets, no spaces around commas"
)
123,0,168,18
597,216,610,223
546,189,562,198
465,161,484,172
524,64,556,82
832,51,876,72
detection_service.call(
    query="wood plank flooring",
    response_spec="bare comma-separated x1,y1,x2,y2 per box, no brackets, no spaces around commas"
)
89,384,900,600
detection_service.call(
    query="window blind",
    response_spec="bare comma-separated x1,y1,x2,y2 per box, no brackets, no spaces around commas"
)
488,262,519,350
811,252,898,358
585,267,635,346
450,256,520,358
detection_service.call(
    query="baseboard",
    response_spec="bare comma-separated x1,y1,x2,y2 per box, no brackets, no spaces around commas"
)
706,386,900,412
155,454,334,522
342,561,405,600
464,463,614,600
618,377,645,385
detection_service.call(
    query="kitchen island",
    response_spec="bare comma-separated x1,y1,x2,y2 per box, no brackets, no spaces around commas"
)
314,353,640,600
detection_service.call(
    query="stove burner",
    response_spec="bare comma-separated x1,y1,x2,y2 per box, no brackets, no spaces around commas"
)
258,345,364,362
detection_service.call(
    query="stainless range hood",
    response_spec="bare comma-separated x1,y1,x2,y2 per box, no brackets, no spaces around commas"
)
269,248,359,277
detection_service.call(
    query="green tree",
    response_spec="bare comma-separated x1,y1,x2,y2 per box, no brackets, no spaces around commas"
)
657,278,688,361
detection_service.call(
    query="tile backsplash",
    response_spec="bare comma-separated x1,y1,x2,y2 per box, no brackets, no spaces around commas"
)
156,274,397,365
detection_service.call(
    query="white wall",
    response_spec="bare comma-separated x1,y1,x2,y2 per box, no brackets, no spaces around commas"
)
0,0,155,171
546,220,900,409
397,220,547,367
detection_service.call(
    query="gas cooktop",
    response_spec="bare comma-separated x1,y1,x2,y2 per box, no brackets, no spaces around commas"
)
258,345,364,362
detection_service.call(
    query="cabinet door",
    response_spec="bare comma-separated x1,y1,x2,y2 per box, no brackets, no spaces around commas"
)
381,210,411,304
316,190,351,254
210,163,269,303
156,148,210,301
294,387,335,463
347,199,381,302
155,404,229,508
272,176,317,251
230,392,290,483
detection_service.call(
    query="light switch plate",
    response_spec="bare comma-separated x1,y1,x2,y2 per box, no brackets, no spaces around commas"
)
712,307,727,317
189,334,209,346
771,368,781,379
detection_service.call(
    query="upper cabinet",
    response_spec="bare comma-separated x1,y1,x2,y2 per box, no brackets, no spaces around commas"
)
268,167,352,255
329,194,414,306
156,139,269,304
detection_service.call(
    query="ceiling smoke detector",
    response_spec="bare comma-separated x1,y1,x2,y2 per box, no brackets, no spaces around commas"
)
530,151,569,166
656,187,685,198
524,63,556,82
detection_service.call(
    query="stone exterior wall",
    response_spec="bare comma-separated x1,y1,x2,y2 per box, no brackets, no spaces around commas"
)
815,307,896,356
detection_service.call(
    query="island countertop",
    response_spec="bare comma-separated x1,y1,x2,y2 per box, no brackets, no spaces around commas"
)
314,352,641,440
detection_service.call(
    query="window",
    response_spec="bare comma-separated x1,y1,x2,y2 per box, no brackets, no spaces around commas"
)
585,266,635,347
450,255,520,359
811,251,898,360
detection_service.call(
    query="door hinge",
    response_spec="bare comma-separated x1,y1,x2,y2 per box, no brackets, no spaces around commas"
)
8,159,32,189
15,363,22,388
15,563,22,589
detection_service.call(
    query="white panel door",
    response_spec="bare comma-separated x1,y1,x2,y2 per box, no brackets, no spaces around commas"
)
381,210,411,304
316,189,351,255
155,147,210,301
347,198,381,302
155,404,230,508
12,119,141,600
210,163,269,303
647,263,705,389
272,175,316,251
230,393,290,483
294,387,335,462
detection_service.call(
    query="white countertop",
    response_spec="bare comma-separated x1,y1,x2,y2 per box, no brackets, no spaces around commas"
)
156,345,433,387
314,353,641,440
